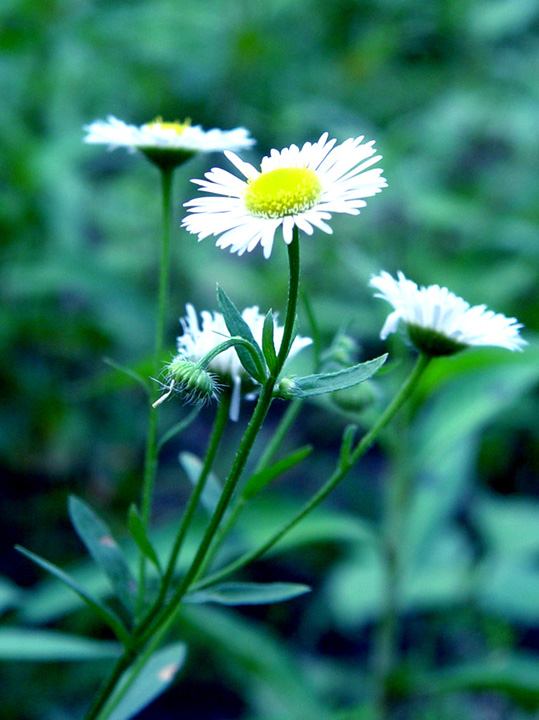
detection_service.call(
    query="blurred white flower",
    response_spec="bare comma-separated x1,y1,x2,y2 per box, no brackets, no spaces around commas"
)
83,116,254,165
182,132,387,258
175,304,312,420
370,271,527,356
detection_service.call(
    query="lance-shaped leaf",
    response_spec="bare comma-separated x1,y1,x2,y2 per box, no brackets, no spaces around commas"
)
103,357,151,394
184,581,311,606
15,546,130,644
282,354,387,398
216,285,267,383
242,445,313,501
68,496,137,615
180,452,223,516
105,643,187,720
0,628,121,661
128,505,162,576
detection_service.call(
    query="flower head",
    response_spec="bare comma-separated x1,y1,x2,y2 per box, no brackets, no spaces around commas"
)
83,116,254,170
175,304,312,420
182,132,387,258
370,271,527,356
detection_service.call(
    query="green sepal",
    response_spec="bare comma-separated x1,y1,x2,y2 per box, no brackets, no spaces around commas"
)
262,310,277,373
68,496,137,615
104,643,187,720
283,354,387,398
216,285,267,383
242,445,313,501
15,546,130,645
128,505,162,576
184,581,311,606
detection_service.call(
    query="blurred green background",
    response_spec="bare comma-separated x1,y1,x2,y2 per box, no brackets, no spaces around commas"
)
1,0,538,718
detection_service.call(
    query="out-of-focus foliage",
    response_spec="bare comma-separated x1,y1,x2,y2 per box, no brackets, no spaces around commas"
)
1,0,538,718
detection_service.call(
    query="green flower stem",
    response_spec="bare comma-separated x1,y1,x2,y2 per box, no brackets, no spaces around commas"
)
85,230,301,718
159,390,232,600
138,166,174,611
134,229,302,647
83,651,135,720
276,229,301,370
254,399,304,472
96,617,175,720
371,417,414,718
189,353,431,593
197,398,305,574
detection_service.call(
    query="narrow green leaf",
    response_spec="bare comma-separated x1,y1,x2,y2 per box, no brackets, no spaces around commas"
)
128,505,162,576
184,581,311,606
179,452,222,515
262,310,277,373
286,354,387,398
15,546,130,644
216,284,267,382
68,496,137,614
103,357,151,394
242,445,313,501
105,643,187,720
180,604,324,717
0,628,120,661
158,406,201,450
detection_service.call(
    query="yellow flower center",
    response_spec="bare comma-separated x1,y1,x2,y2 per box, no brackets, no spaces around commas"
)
244,167,323,218
145,117,191,135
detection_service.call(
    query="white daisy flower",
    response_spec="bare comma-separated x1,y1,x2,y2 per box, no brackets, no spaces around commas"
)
83,116,254,169
174,304,312,420
182,132,387,259
370,271,527,356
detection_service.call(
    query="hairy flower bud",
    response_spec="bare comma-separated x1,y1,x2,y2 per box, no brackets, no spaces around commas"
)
153,358,218,408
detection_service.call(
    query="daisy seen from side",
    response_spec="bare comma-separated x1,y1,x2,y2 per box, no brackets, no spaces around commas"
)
83,116,254,170
369,271,527,356
182,132,387,258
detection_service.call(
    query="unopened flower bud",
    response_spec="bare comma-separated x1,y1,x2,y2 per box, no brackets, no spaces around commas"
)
276,376,298,400
331,381,377,413
154,357,218,408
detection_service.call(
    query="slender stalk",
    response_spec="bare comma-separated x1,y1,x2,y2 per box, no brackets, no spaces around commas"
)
203,399,305,573
371,414,414,718
96,617,175,720
276,231,301,368
159,391,231,599
189,354,431,592
135,229,302,646
83,651,134,720
196,398,305,575
254,399,304,472
138,166,174,611
86,231,301,717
